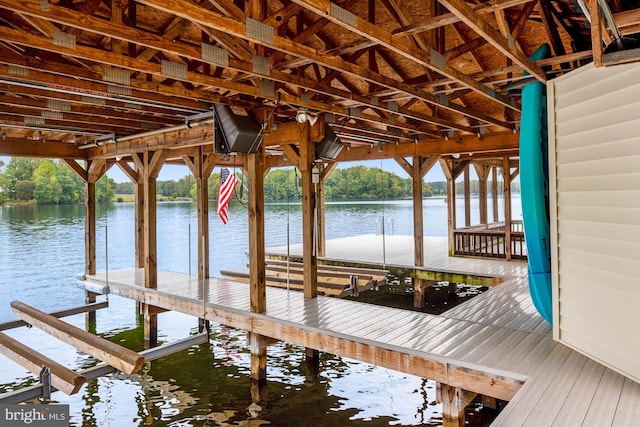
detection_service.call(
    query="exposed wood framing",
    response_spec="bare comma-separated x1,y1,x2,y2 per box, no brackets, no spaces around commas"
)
438,0,546,82
247,143,266,313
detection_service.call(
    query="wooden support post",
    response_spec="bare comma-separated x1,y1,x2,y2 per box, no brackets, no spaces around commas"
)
183,148,214,281
249,332,268,403
464,166,471,227
440,159,456,256
502,157,512,260
395,155,438,266
437,383,478,427
118,157,145,268
492,167,499,223
300,124,318,298
140,150,165,345
247,143,266,313
85,180,96,275
316,164,327,258
142,152,157,289
85,291,97,331
412,156,425,266
413,278,429,309
141,303,157,348
11,301,144,375
474,164,489,226
134,181,145,268
0,332,86,395
184,149,215,332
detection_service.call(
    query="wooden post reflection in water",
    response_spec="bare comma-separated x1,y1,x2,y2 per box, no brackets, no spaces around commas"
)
305,347,320,379
249,332,268,404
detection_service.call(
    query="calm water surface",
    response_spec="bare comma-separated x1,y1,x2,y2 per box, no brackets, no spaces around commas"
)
0,197,520,426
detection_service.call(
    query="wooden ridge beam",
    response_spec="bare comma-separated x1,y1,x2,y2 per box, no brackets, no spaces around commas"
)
0,332,86,395
438,0,547,83
10,301,144,375
291,0,518,112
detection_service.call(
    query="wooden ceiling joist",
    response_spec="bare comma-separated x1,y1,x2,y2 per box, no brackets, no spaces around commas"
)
438,0,547,82
0,0,623,163
290,0,519,112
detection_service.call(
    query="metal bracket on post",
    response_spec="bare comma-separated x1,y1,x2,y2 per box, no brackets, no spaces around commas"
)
39,366,51,401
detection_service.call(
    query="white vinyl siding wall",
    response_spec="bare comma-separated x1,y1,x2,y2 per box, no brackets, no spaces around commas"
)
548,62,640,384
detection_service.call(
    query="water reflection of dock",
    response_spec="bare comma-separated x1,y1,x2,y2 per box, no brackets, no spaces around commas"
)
78,234,640,426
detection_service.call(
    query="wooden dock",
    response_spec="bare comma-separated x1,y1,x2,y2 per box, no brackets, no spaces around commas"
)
221,260,388,297
79,235,640,426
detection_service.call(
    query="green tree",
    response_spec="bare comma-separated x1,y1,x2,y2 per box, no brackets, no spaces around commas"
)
422,181,433,197
430,181,446,195
115,181,134,194
264,169,299,201
96,175,116,202
33,160,62,204
57,161,83,203
15,180,36,201
175,176,193,198
0,158,40,200
323,166,411,200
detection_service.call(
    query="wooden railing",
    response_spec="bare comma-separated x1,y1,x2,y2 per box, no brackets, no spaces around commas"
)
454,222,527,260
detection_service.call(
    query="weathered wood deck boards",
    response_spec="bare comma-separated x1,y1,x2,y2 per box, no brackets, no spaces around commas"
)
79,236,640,426
267,235,529,279
220,261,386,297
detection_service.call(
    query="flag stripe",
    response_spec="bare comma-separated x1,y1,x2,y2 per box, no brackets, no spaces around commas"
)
217,168,238,224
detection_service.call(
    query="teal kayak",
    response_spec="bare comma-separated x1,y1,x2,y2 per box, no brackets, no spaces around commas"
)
519,44,552,324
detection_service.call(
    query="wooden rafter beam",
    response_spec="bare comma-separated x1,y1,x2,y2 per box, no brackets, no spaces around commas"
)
395,0,533,36
537,0,566,57
0,100,158,132
134,0,514,129
438,0,547,82
0,90,182,126
0,62,207,115
0,0,487,134
290,0,518,112
589,0,603,67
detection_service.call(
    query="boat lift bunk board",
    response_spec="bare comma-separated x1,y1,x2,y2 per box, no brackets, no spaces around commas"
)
519,43,552,324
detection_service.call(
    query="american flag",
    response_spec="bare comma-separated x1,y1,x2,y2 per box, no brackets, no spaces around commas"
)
216,168,238,224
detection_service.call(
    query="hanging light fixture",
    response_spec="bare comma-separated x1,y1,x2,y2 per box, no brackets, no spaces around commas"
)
296,108,308,124
295,108,318,125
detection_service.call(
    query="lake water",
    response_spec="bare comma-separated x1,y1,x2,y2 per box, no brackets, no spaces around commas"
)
0,196,520,426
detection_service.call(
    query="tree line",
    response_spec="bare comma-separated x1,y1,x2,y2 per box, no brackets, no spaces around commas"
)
0,158,515,205
0,158,115,204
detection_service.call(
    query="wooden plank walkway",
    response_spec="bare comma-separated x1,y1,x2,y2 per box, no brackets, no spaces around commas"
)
268,234,529,278
80,235,640,426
